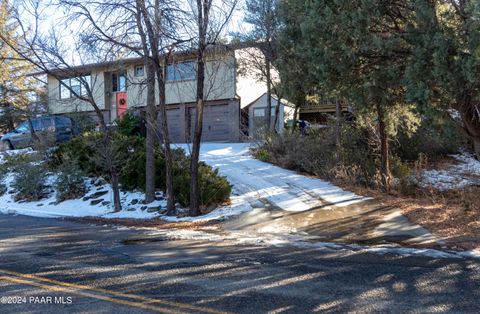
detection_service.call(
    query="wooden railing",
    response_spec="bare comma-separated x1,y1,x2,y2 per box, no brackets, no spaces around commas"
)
300,98,350,113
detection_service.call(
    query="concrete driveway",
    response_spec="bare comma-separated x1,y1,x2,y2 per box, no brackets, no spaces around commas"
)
187,143,437,248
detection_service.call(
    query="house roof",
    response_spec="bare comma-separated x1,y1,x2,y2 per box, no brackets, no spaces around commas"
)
31,42,260,77
243,92,296,110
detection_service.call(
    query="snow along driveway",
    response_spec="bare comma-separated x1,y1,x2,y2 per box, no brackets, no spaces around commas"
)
177,143,370,212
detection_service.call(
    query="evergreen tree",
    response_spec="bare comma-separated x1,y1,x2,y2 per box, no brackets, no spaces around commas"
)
406,0,480,158
0,0,39,133
298,0,415,191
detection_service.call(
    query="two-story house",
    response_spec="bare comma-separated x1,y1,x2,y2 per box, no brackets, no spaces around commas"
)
45,45,270,142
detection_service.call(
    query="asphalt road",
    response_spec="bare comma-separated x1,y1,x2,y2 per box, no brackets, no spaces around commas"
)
0,214,479,313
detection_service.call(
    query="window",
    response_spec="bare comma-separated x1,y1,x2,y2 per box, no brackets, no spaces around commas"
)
55,116,72,127
253,108,265,117
134,65,144,77
167,61,196,82
112,72,126,92
59,75,91,99
15,122,28,132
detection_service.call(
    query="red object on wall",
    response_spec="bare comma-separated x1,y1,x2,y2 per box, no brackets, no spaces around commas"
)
116,92,128,118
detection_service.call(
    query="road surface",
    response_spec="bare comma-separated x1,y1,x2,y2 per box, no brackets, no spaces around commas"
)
0,214,479,313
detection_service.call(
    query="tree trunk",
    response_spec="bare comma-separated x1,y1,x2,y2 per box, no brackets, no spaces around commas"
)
273,96,281,133
189,0,207,216
458,99,480,160
144,59,157,204
103,131,122,211
292,105,299,134
156,58,176,215
376,103,390,192
265,59,272,131
335,98,342,148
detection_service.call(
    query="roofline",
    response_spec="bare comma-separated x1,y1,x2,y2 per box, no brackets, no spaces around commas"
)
32,42,259,77
243,92,296,109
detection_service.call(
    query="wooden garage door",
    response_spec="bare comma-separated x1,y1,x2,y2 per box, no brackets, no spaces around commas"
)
188,104,230,142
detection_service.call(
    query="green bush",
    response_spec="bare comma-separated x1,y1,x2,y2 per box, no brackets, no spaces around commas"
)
55,157,87,202
394,111,462,160
12,163,48,201
49,132,103,175
53,132,231,208
255,148,269,162
115,111,142,137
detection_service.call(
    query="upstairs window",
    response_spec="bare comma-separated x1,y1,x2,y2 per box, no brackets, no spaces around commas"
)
112,72,126,92
134,65,144,77
166,61,196,82
59,75,91,99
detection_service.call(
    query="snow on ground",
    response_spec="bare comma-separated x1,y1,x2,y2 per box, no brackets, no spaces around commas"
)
420,151,480,191
176,143,370,212
0,147,251,221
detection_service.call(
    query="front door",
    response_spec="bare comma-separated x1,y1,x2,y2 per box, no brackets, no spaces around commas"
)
116,92,128,119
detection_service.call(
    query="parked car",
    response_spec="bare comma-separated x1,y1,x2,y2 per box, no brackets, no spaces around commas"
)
0,115,75,150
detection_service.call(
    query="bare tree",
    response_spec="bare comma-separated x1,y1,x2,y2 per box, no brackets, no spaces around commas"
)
187,0,237,216
61,0,186,213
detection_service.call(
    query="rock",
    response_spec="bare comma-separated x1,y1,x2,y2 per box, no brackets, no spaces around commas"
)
101,201,111,206
82,196,90,201
93,178,107,186
90,199,103,206
89,190,108,199
155,196,165,201
159,209,167,215
130,199,139,205
48,201,56,205
126,208,136,211
36,203,44,207
147,206,161,213
8,190,15,194
140,206,148,211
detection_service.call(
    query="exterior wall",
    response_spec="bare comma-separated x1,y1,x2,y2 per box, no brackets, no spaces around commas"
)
235,47,279,109
126,54,236,108
47,70,106,115
248,93,292,137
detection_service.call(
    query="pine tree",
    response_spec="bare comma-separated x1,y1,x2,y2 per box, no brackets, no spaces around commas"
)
0,0,39,133
297,0,415,191
406,0,480,158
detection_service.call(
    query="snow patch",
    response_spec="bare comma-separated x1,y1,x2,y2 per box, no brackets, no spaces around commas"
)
419,151,480,191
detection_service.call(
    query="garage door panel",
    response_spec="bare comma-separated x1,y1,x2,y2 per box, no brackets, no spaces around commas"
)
188,104,230,142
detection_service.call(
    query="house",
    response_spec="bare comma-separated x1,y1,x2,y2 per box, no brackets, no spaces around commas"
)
44,45,269,143
242,93,296,137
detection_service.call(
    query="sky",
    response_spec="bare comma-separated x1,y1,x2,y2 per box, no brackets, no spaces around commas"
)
19,0,250,65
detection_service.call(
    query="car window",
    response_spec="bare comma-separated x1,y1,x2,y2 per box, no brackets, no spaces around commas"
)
55,116,72,127
32,119,43,131
41,118,53,129
15,122,29,132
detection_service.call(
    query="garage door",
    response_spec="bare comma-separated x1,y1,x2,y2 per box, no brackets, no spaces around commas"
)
159,108,182,143
188,104,231,142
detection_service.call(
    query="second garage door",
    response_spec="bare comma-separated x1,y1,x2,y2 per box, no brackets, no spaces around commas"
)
188,104,231,142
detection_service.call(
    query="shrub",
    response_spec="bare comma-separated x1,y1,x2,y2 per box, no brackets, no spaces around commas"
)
115,111,142,137
52,132,231,208
0,182,6,196
394,110,462,160
12,163,48,201
55,156,87,202
49,132,103,175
